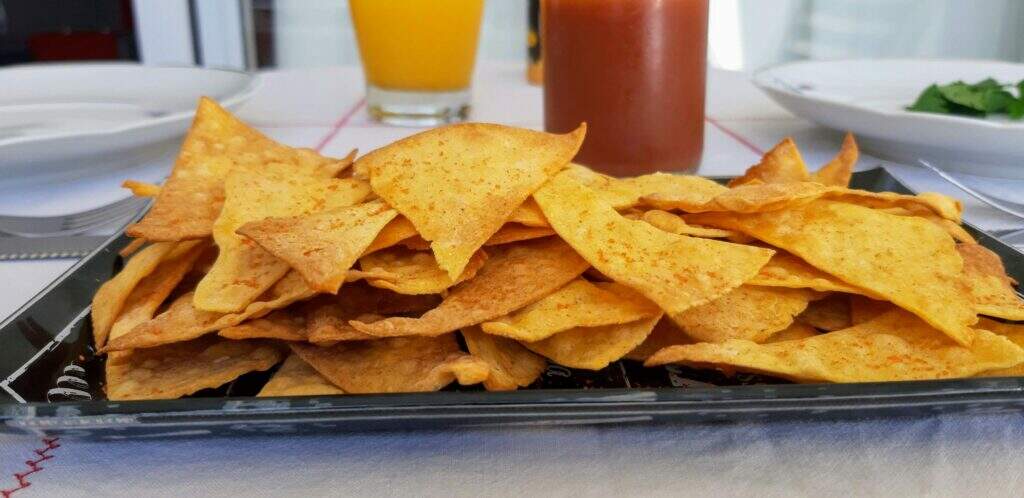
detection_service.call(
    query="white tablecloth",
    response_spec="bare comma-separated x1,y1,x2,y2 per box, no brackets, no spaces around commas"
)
1,63,1023,497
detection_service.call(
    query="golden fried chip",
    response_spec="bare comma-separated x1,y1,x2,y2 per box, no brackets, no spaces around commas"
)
349,237,590,337
108,241,208,344
640,210,737,238
766,321,819,342
106,337,283,400
534,171,773,316
484,224,555,246
363,216,419,255
508,198,550,227
257,354,345,397
811,132,857,187
462,326,546,390
118,238,148,258
237,199,398,293
689,200,976,345
565,164,728,210
359,123,585,280
122,180,161,197
728,138,809,187
796,294,852,331
195,170,370,312
360,247,488,295
975,318,1024,377
127,98,353,241
958,243,1024,320
747,252,867,294
524,315,662,370
670,285,813,343
849,295,897,325
91,241,179,348
480,279,660,342
624,318,693,361
646,309,1023,382
291,335,489,393
218,309,307,341
105,271,316,351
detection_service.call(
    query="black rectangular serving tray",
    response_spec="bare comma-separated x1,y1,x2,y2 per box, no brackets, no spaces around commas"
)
2,168,1023,439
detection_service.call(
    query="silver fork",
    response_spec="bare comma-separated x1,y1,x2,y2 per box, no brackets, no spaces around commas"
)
0,196,149,237
917,159,1024,245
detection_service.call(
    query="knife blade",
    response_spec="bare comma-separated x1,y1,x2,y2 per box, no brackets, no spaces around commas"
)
0,235,110,261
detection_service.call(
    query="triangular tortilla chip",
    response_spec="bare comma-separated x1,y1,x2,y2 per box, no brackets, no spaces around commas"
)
958,243,1024,320
108,241,208,345
670,285,814,343
624,317,693,361
689,200,977,346
461,326,546,391
747,252,867,294
362,216,420,256
106,337,283,400
480,279,660,342
524,314,662,370
304,286,442,345
195,170,370,312
290,336,489,393
728,137,809,187
849,295,897,325
257,353,345,397
646,309,1023,382
105,271,316,351
237,199,398,293
91,241,179,348
796,293,852,331
484,224,555,246
127,98,352,240
122,180,161,197
975,318,1024,377
508,198,550,227
349,237,590,337
640,210,737,239
359,247,488,295
812,132,857,187
565,163,728,210
218,309,307,341
358,122,585,280
533,170,773,316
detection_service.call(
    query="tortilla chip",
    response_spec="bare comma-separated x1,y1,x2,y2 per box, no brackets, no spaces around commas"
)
257,354,345,397
359,122,585,280
975,318,1024,377
218,309,307,341
360,247,488,295
728,138,809,187
105,337,283,400
796,294,852,331
118,238,148,258
195,170,370,312
670,285,814,343
811,132,857,187
108,241,208,344
624,317,693,361
122,180,161,197
349,237,590,337
363,216,419,256
508,198,550,227
565,164,728,210
533,170,773,316
747,252,867,294
105,270,316,351
303,285,442,344
237,199,398,293
849,296,897,325
766,321,820,342
484,224,556,246
958,243,1024,320
480,279,660,342
640,210,737,238
647,309,1024,382
127,98,353,241
524,315,662,370
461,326,546,390
91,242,179,348
689,200,976,345
290,335,489,393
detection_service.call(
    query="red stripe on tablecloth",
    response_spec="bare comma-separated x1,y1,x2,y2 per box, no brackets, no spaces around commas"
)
1,437,61,497
313,97,367,152
705,116,764,156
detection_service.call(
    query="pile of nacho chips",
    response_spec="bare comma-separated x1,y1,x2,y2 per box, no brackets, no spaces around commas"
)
93,100,1024,400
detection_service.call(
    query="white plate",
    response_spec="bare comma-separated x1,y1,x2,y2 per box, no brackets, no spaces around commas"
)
753,59,1024,179
0,63,257,184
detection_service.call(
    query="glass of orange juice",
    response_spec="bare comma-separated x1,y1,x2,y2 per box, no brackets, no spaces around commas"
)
350,0,485,126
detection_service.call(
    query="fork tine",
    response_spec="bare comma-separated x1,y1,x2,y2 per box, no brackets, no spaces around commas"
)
61,198,148,230
62,196,145,224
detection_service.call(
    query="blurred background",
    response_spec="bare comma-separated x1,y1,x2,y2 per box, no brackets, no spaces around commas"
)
2,0,1024,72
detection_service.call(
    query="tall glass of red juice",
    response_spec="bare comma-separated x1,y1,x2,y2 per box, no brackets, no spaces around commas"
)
543,0,709,176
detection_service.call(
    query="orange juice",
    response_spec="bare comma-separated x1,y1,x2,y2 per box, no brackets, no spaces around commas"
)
350,0,484,92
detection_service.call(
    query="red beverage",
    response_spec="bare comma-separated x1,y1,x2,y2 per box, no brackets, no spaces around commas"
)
543,0,709,176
